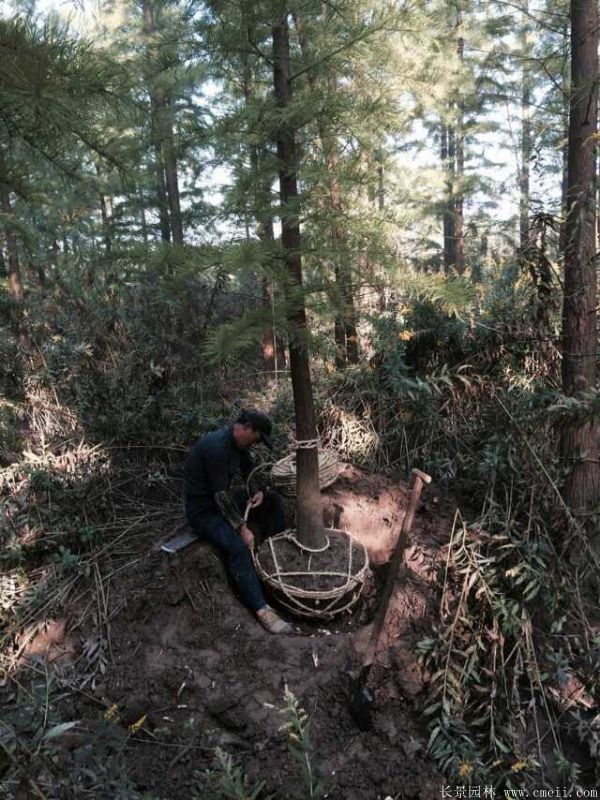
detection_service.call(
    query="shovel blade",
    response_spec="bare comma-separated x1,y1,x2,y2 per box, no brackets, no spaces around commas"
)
347,666,375,731
161,530,198,554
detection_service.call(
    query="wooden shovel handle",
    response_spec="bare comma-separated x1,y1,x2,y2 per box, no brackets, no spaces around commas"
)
362,467,432,669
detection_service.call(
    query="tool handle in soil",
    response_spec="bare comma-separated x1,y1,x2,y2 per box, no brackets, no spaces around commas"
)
411,468,432,485
361,467,432,669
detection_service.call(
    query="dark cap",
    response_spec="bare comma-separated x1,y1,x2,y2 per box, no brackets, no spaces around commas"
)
237,409,274,449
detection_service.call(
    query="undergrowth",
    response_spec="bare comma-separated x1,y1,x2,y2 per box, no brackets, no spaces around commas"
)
1,253,598,795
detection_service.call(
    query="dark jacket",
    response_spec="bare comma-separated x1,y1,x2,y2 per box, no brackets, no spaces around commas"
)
184,426,254,529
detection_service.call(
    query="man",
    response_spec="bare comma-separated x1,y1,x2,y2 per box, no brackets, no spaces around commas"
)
184,409,292,634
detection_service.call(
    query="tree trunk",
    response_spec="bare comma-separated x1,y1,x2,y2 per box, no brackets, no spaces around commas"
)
454,28,465,275
257,204,280,375
1,190,28,347
293,12,359,366
1,191,24,306
560,78,570,253
261,278,276,373
252,151,277,375
142,0,173,243
99,193,112,255
519,1,532,250
95,162,112,255
276,330,287,372
162,107,184,245
245,67,278,376
441,123,456,272
273,13,325,549
139,191,149,245
149,103,171,242
454,118,465,274
559,0,600,512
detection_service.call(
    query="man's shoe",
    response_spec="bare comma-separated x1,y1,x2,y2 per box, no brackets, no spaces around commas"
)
256,606,293,635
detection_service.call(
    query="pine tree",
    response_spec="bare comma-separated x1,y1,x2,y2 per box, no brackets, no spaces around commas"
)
559,0,600,512
272,8,325,549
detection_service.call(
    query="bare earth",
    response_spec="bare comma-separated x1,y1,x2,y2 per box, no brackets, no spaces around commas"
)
21,465,452,799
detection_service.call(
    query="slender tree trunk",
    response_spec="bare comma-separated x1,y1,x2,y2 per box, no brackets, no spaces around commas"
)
560,23,571,256
261,279,276,373
99,193,112,255
442,8,465,275
162,107,184,244
293,12,359,366
244,46,278,376
1,190,28,348
275,337,286,370
252,155,278,375
1,191,24,306
273,13,325,549
519,1,532,250
326,73,359,364
139,191,149,245
148,99,171,242
454,28,465,275
559,0,600,512
377,151,385,211
142,0,174,243
442,123,457,271
95,162,112,255
454,119,465,274
36,263,46,289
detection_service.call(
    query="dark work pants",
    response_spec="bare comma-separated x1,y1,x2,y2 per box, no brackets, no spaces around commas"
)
185,490,286,612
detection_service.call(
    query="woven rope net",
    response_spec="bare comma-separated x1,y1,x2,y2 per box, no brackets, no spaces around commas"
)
270,449,341,496
253,528,369,620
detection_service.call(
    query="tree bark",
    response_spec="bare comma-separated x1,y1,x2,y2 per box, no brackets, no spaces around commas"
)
261,278,276,373
162,106,184,245
559,0,600,512
560,65,570,256
454,28,465,275
95,161,112,255
273,13,325,549
99,193,112,255
252,161,278,375
442,9,465,275
1,191,24,306
139,190,149,245
441,123,456,272
148,101,171,242
1,190,28,348
142,0,178,243
519,0,532,250
244,50,278,376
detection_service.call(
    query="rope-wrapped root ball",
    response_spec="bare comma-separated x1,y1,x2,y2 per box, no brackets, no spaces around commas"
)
271,449,341,496
254,529,369,620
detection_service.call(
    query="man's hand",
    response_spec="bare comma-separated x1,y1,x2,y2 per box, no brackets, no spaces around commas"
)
248,491,264,510
239,524,255,549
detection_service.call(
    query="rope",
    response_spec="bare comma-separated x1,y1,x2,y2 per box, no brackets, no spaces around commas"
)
289,533,330,553
245,462,273,496
271,449,340,496
253,529,369,620
293,438,320,450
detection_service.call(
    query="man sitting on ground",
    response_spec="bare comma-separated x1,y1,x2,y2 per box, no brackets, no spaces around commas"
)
184,409,292,634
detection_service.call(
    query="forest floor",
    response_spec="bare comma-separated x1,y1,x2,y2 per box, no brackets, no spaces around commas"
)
7,463,453,799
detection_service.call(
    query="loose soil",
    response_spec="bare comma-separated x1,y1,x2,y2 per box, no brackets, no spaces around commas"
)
18,465,453,799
